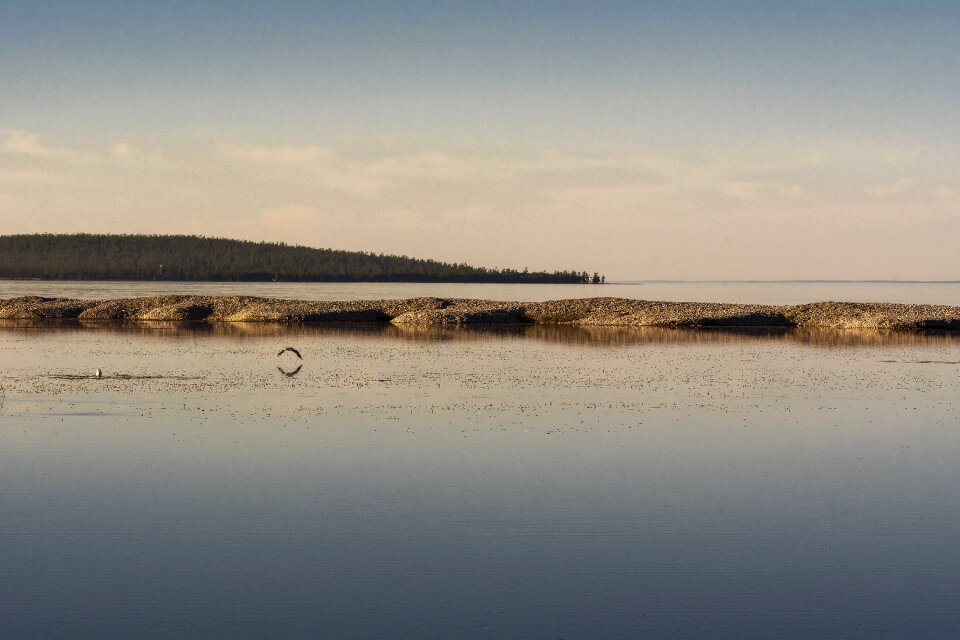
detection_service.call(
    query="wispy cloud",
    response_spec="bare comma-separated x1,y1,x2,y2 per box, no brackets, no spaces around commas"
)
0,130,97,163
217,142,386,196
863,177,916,198
2,131,959,279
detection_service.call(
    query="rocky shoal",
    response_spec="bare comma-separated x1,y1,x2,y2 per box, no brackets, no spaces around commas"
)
2,295,960,330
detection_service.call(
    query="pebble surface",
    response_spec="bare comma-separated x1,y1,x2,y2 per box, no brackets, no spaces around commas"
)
2,294,960,329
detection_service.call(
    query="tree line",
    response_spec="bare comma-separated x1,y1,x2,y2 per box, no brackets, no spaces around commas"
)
0,234,604,284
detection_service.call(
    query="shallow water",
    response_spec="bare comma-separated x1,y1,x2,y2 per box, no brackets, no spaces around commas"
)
2,325,960,638
2,279,960,305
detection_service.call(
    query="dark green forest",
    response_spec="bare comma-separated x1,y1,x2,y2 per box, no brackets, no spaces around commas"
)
0,234,602,283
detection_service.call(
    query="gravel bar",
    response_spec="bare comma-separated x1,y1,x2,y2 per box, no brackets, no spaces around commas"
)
2,295,960,330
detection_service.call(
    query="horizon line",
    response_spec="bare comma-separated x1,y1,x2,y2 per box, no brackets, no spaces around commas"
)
614,280,960,285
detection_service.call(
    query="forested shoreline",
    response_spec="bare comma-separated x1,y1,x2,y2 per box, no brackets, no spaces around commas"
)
0,234,601,283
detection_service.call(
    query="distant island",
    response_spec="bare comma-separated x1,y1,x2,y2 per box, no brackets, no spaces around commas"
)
0,234,603,284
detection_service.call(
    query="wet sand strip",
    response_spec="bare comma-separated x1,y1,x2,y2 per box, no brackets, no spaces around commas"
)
2,295,960,330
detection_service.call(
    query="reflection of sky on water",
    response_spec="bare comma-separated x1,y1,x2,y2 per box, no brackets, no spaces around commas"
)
5,317,960,348
1,327,960,638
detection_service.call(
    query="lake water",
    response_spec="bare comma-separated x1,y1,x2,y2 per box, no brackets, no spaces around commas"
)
2,279,960,306
2,321,960,638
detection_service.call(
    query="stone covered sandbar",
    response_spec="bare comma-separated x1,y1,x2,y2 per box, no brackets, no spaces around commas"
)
2,295,960,330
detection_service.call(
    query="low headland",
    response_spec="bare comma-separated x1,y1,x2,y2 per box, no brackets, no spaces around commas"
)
2,295,960,330
0,234,602,284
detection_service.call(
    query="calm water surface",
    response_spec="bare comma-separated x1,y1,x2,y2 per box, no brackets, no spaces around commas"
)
2,279,960,305
2,323,960,638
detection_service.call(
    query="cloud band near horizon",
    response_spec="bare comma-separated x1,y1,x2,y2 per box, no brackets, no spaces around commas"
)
2,130,958,281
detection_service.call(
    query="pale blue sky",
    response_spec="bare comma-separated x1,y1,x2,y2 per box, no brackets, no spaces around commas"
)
2,1,959,279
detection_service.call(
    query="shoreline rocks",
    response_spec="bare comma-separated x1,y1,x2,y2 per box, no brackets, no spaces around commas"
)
1,295,960,330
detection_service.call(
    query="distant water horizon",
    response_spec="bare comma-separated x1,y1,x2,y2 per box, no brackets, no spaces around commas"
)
1,279,959,306
619,279,960,284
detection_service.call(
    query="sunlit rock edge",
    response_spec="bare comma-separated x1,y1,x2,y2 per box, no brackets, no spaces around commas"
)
2,295,960,330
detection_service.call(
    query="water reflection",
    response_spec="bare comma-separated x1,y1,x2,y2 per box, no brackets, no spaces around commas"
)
46,373,203,381
2,318,959,349
277,364,303,377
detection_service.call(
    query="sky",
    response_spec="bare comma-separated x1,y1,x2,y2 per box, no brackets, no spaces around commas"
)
1,1,959,280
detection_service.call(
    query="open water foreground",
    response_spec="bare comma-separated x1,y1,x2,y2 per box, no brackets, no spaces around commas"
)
2,321,960,638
